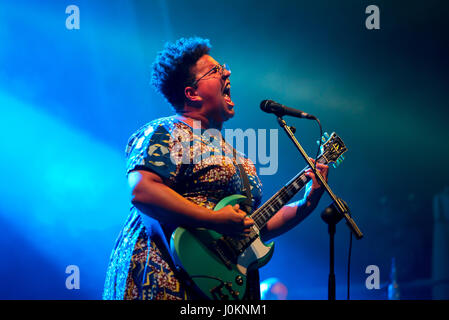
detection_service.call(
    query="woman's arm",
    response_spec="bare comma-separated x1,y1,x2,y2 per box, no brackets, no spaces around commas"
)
261,161,329,242
129,170,254,237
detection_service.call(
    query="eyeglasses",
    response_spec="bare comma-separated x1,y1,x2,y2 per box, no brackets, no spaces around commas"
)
192,63,231,87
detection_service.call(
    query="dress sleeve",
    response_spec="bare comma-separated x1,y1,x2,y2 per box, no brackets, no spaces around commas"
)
125,123,178,181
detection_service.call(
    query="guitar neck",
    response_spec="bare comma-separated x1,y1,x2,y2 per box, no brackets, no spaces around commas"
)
250,156,327,230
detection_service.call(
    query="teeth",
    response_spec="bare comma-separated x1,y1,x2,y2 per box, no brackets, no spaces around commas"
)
223,84,231,95
222,83,234,107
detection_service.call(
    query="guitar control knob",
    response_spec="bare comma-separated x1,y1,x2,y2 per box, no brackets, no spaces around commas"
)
235,275,243,286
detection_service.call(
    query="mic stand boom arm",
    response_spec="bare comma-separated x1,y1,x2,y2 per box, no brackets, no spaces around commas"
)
277,116,363,240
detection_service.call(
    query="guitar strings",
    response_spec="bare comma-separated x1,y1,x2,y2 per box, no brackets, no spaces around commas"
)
250,156,327,228
252,171,310,224
251,178,304,227
234,164,317,249
234,175,308,250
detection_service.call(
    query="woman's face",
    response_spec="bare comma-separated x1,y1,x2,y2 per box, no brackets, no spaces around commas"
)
189,55,234,124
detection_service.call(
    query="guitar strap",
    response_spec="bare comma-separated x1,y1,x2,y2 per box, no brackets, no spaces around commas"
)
232,147,261,301
232,147,253,214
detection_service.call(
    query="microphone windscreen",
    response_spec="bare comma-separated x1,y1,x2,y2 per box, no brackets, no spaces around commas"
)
260,100,274,112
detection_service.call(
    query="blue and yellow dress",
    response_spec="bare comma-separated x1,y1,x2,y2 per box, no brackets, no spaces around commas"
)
103,116,262,300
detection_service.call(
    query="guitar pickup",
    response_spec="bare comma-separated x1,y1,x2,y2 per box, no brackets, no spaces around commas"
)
212,237,239,269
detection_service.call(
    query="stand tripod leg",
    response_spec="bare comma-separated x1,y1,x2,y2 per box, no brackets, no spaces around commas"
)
328,223,336,300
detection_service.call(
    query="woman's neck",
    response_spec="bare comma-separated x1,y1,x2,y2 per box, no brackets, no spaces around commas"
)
176,113,223,131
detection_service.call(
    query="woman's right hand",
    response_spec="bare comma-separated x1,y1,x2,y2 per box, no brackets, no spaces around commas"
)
129,170,255,237
211,204,255,238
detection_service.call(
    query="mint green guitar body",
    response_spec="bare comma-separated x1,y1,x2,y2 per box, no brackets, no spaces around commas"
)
170,194,275,300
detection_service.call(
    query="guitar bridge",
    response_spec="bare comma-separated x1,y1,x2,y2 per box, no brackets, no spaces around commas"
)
224,230,259,255
210,283,229,300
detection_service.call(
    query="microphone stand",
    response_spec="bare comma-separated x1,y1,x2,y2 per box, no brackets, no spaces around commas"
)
276,116,363,300
321,200,347,300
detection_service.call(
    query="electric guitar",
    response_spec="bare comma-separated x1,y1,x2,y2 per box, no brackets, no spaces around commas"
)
170,132,347,300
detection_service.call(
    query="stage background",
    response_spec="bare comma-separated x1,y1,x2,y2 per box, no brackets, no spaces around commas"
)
0,0,448,299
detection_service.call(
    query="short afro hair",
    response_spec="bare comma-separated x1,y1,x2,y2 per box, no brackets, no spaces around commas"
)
151,37,211,113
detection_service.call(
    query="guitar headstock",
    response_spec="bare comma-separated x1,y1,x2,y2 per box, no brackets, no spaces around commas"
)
317,132,348,168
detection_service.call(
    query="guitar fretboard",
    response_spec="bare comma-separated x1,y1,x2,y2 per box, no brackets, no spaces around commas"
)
250,156,327,230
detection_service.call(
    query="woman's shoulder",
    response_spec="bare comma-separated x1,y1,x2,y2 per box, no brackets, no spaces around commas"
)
125,116,190,154
132,116,188,136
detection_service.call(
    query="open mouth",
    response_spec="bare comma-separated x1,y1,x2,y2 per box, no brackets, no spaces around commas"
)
222,83,234,108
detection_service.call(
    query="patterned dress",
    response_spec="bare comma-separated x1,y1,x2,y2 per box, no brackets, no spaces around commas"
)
103,116,263,300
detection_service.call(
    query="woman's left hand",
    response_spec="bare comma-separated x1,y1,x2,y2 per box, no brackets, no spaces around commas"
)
303,159,329,212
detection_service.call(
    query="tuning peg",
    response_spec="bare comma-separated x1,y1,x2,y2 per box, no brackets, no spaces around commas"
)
332,163,337,168
324,132,330,138
321,136,326,143
316,140,320,146
340,155,345,161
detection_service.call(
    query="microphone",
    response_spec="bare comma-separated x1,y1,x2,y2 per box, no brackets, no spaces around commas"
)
260,100,316,119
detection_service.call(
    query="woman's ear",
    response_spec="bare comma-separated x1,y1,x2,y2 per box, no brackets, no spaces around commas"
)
185,86,202,103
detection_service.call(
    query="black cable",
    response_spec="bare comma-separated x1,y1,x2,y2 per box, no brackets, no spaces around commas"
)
347,205,353,300
313,120,353,301
311,116,357,301
313,117,323,172
348,231,352,299
191,275,225,284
